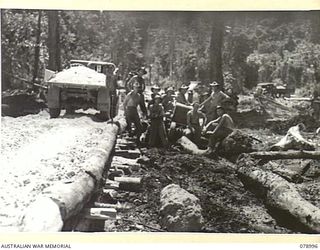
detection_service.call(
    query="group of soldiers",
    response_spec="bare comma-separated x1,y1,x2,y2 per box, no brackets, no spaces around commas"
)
123,67,236,153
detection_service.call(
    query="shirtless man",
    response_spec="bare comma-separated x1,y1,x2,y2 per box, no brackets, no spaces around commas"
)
203,106,234,151
123,82,146,141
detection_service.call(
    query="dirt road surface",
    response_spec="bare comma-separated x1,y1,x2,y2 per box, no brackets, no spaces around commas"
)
1,109,109,230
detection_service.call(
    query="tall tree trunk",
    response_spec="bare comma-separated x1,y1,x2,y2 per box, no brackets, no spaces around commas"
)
1,10,11,90
209,14,224,88
47,10,61,71
310,10,320,44
33,10,42,83
169,19,176,82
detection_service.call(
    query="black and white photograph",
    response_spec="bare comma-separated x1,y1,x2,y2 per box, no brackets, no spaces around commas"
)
1,5,320,238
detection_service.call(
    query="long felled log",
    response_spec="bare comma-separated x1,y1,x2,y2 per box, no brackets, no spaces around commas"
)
21,116,126,231
261,161,312,184
249,150,320,161
237,154,320,233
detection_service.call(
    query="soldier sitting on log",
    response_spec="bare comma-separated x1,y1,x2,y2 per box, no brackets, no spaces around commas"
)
203,106,235,152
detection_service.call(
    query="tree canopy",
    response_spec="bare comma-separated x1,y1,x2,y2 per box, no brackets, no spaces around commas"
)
1,10,320,92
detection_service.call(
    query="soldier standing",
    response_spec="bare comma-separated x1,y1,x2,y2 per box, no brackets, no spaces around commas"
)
148,95,169,148
200,81,230,122
126,67,148,115
123,82,147,142
162,87,175,113
176,85,189,105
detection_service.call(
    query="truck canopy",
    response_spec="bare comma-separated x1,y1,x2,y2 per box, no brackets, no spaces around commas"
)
47,65,106,88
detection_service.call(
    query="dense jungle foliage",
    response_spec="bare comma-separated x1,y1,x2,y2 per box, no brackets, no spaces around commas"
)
1,10,320,94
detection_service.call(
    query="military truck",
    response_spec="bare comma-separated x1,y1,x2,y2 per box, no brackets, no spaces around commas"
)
46,60,118,120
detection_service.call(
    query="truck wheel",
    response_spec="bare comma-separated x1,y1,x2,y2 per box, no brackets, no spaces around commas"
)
49,108,61,118
99,111,109,121
65,107,75,114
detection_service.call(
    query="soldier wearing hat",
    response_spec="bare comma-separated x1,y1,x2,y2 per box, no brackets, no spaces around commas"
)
126,66,148,114
162,87,175,113
127,67,148,91
123,81,147,142
200,81,230,122
148,85,161,109
203,106,234,153
176,84,189,105
148,94,169,148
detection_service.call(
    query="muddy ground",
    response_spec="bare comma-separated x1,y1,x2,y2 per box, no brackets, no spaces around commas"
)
98,95,320,234
99,132,319,233
1,94,319,233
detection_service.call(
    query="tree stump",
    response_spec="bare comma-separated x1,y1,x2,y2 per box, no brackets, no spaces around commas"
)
218,130,256,160
270,124,315,151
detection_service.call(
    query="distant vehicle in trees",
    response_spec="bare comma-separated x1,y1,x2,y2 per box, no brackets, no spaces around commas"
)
256,82,290,98
46,60,118,120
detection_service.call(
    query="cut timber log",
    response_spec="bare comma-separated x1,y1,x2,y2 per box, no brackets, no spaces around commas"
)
21,116,126,232
94,202,132,212
83,208,117,220
262,161,305,183
272,167,303,183
114,177,142,192
177,136,209,155
118,142,136,150
237,155,320,233
102,188,118,196
114,149,140,159
111,164,132,175
105,180,120,190
249,151,320,161
21,197,63,232
113,156,140,170
108,169,125,180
